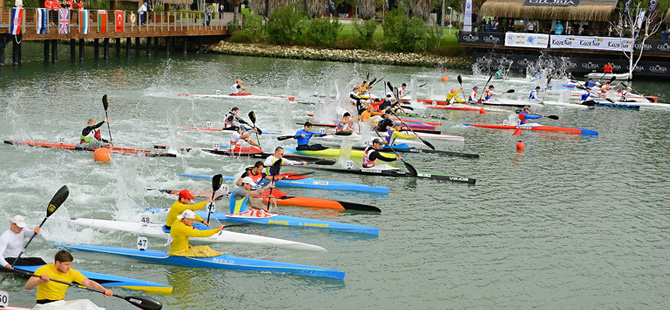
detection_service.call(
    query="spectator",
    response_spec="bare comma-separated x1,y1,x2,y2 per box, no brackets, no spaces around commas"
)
527,20,535,33
219,3,225,19
554,21,564,35
138,2,147,25
204,4,212,26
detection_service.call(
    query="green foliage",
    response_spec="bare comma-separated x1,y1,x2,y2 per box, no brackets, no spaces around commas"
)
267,4,308,44
382,8,439,53
352,19,377,49
304,18,342,47
230,11,266,43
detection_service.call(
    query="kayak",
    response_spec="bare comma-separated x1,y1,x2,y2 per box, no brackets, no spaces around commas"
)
155,145,331,163
419,100,513,113
463,123,599,135
70,217,327,251
178,126,282,136
292,165,476,184
32,299,102,310
178,174,390,194
581,99,641,109
177,92,296,101
482,99,544,108
584,72,631,80
281,146,393,159
296,122,441,135
52,243,346,280
4,140,176,157
306,114,442,127
374,130,464,141
341,143,480,158
153,188,381,212
14,265,173,294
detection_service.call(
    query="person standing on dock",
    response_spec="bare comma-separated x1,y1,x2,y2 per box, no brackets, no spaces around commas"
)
137,2,148,25
603,62,613,74
204,4,213,26
77,118,111,149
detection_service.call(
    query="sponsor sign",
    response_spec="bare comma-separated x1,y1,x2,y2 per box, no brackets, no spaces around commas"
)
550,35,634,52
523,0,579,7
505,32,549,48
458,31,505,46
464,0,472,32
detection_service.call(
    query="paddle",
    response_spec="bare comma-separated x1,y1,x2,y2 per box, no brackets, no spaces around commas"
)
0,185,69,283
206,174,223,224
372,130,417,177
7,268,162,310
266,159,282,211
277,131,332,141
386,82,435,150
545,115,559,120
418,83,428,88
222,223,253,228
477,73,494,103
102,95,113,143
248,111,262,147
506,89,515,94
457,74,467,103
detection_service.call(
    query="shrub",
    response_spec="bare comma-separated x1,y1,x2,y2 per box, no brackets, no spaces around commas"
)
352,19,377,49
382,8,439,53
230,11,266,43
267,4,308,44
304,18,342,47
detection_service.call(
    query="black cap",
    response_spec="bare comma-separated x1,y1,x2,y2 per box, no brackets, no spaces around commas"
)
304,121,312,127
343,112,351,117
401,83,407,86
231,107,239,111
372,138,384,145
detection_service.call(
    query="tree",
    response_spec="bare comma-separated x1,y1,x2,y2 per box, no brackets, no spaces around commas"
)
306,0,327,18
410,0,432,21
356,0,376,19
610,1,664,79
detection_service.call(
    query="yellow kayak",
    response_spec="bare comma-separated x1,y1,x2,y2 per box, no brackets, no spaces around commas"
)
284,147,393,159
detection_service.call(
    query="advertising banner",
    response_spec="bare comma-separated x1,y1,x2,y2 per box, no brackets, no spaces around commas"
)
550,35,633,52
505,32,549,48
458,31,505,46
463,0,472,32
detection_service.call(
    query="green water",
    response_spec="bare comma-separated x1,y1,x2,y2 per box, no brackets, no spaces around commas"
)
1,47,669,309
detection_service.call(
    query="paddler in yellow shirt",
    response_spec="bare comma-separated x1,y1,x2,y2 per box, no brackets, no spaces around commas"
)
385,122,418,146
446,87,464,104
25,250,112,305
165,189,214,230
168,210,225,257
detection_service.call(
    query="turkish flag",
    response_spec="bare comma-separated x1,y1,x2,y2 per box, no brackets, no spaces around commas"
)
115,10,123,33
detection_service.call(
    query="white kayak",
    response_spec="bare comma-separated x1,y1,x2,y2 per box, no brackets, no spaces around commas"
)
32,299,104,310
70,218,327,252
177,92,295,101
482,98,543,108
584,72,631,80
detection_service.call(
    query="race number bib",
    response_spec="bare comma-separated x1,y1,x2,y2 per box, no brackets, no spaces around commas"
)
345,160,354,169
140,215,150,223
136,237,148,251
0,291,8,308
206,121,212,128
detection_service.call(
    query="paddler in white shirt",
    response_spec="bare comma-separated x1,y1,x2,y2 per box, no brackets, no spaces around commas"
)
528,86,543,103
398,83,410,99
1,215,45,269
230,78,250,95
263,147,307,175
229,126,261,152
468,86,479,103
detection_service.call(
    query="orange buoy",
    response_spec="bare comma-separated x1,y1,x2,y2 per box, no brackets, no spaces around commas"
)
479,108,485,114
93,148,111,162
512,127,522,136
288,97,295,101
441,76,449,82
516,141,525,150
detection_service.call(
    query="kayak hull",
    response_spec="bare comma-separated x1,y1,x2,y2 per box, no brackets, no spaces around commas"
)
70,218,327,251
293,166,476,184
464,124,599,135
178,93,296,101
282,146,393,159
4,140,175,157
52,243,345,280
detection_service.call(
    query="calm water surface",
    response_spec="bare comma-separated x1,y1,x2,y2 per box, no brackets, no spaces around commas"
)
1,47,669,309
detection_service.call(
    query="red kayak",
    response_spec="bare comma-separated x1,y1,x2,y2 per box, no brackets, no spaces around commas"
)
4,140,176,157
295,122,440,134
463,124,599,135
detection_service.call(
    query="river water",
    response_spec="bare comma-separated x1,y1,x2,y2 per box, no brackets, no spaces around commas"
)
1,47,669,309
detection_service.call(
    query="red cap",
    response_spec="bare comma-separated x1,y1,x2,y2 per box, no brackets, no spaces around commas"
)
179,189,195,200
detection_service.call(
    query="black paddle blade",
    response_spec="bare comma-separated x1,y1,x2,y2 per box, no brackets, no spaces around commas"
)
609,76,616,83
121,295,163,310
248,111,256,124
457,74,463,86
47,185,69,217
369,78,377,86
314,159,336,165
506,89,515,93
422,139,436,150
277,135,294,141
271,159,282,176
387,81,394,92
349,93,361,101
547,115,559,120
102,95,109,111
403,161,418,177
338,201,381,212
212,174,223,192
335,131,353,136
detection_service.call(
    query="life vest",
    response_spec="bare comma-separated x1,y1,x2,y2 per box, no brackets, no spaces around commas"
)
621,90,630,101
245,170,264,185
264,156,281,175
229,187,250,214
336,120,350,131
223,112,236,128
518,111,529,124
362,146,376,168
528,90,539,100
398,88,406,98
80,128,101,143
484,89,493,101
231,83,241,94
469,90,477,101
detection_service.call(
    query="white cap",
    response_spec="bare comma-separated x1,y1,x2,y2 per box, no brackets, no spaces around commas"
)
177,210,197,220
11,215,26,228
241,177,258,186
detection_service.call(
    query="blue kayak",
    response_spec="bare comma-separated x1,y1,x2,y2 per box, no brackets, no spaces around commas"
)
14,265,173,294
147,208,379,235
52,243,345,280
177,173,390,194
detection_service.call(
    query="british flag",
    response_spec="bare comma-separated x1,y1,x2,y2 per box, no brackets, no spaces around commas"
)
58,8,69,34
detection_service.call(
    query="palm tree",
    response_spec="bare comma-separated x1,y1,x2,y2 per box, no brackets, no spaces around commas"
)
267,0,290,17
306,0,326,18
410,0,432,21
250,0,268,16
356,0,376,19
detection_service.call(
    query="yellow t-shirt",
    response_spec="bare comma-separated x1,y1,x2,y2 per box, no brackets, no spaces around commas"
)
168,220,219,254
165,200,208,226
34,264,86,301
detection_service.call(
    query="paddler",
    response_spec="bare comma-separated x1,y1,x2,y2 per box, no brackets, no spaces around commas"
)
446,87,465,104
483,85,502,102
263,147,307,175
518,105,544,125
467,86,479,103
230,177,275,213
231,78,250,95
1,215,45,269
165,189,214,230
585,78,596,88
235,161,277,188
25,250,113,304
385,122,417,146
378,94,393,111
336,112,358,133
295,122,329,151
222,107,246,130
229,126,261,152
375,109,394,132
167,210,225,257
528,86,543,104
398,83,409,99
76,118,111,148
362,138,402,168
620,87,633,102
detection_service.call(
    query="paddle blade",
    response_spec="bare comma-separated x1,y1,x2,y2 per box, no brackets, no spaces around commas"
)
387,81,394,92
421,139,435,150
277,135,294,141
248,111,256,125
369,78,376,86
47,185,69,217
418,83,427,88
271,159,282,176
546,115,559,120
506,89,515,93
609,76,616,83
604,98,615,103
403,161,418,177
121,295,163,310
349,93,361,101
212,174,223,192
102,95,109,111
314,159,336,165
457,75,463,86
335,131,353,136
